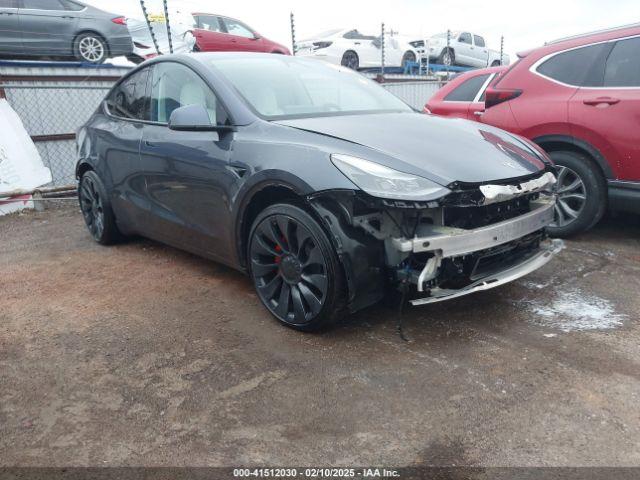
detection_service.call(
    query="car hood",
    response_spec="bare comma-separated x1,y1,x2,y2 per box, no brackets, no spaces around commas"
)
275,113,548,186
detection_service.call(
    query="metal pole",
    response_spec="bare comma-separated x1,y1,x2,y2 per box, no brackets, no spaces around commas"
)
163,0,173,54
139,0,161,56
500,35,504,65
380,22,385,79
446,29,451,76
290,12,297,55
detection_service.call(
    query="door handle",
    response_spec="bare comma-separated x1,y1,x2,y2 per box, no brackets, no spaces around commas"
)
583,97,620,106
144,140,158,147
473,111,484,116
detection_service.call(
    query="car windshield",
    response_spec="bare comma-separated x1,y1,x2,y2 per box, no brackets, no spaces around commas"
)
210,56,413,120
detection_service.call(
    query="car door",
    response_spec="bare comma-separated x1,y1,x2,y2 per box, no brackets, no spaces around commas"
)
139,61,237,259
19,0,79,57
219,16,262,52
432,72,492,120
0,0,20,55
473,35,489,67
100,67,150,230
456,32,474,66
192,14,232,52
569,36,640,181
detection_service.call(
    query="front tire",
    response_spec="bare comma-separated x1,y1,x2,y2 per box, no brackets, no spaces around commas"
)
74,33,107,64
341,50,359,70
78,171,121,245
547,151,606,238
248,203,346,331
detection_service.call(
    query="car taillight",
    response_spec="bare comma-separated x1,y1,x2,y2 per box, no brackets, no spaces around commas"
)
313,41,333,50
112,17,127,25
484,88,522,109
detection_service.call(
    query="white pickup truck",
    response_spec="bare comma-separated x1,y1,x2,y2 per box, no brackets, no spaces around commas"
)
414,31,509,68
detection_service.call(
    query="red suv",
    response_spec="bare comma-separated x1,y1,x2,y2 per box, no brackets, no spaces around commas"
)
192,13,290,55
428,24,640,237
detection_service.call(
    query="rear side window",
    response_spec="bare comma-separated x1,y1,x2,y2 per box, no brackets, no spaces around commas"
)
444,74,491,102
61,0,84,11
459,33,472,44
22,0,66,9
604,37,640,87
536,43,609,86
474,36,485,48
106,69,150,120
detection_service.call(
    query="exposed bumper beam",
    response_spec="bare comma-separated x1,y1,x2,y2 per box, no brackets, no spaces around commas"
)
392,198,555,258
410,239,564,306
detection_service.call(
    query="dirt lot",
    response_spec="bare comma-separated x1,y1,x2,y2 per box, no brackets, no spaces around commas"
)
1,203,639,467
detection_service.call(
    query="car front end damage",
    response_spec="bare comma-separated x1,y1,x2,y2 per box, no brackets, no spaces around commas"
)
308,170,562,312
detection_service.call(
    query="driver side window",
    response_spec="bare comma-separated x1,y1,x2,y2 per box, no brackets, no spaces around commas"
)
149,62,228,126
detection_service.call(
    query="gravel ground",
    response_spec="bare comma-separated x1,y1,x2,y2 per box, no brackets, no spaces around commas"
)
1,203,639,467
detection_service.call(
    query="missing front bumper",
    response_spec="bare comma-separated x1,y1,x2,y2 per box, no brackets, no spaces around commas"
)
392,198,555,257
410,239,564,306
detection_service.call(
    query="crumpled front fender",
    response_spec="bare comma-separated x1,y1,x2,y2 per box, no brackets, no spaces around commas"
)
307,191,387,313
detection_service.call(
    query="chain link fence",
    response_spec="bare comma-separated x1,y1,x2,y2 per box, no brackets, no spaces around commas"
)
0,64,129,188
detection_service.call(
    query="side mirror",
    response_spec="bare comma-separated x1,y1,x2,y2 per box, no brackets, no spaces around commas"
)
168,104,217,131
252,34,261,40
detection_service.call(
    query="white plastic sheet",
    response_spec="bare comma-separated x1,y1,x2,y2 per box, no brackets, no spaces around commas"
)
0,99,52,215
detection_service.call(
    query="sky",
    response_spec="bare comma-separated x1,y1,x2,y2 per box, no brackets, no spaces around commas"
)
85,0,638,60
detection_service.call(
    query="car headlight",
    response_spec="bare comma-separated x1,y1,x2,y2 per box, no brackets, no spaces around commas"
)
331,154,450,201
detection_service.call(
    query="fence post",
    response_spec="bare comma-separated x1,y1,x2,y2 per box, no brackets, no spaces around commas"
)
162,0,173,54
500,35,504,65
446,29,451,76
380,22,386,80
290,12,297,55
139,0,161,55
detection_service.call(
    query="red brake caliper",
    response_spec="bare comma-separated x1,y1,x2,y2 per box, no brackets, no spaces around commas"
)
274,244,282,264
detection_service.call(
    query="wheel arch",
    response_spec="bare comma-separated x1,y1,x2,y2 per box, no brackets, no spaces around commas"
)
235,181,306,269
532,134,614,180
76,161,94,180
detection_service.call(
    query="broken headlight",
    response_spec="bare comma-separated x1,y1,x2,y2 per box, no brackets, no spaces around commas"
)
331,154,450,201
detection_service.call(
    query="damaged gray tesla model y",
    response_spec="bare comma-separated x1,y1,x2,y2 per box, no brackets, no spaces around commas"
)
76,53,562,331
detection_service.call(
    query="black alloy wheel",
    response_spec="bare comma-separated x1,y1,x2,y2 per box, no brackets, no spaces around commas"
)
78,171,121,245
248,204,344,331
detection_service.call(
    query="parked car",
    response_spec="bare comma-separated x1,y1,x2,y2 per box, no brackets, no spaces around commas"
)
76,52,561,331
480,24,639,237
425,66,507,120
191,13,290,55
296,29,417,69
127,17,196,64
417,31,509,68
0,0,132,63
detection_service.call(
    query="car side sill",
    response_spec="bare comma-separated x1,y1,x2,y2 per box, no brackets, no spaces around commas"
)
608,180,640,214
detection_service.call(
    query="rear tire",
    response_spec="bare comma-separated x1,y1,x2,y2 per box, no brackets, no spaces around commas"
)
438,48,455,66
78,171,121,245
248,203,346,332
402,50,416,68
73,33,107,64
547,151,606,238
